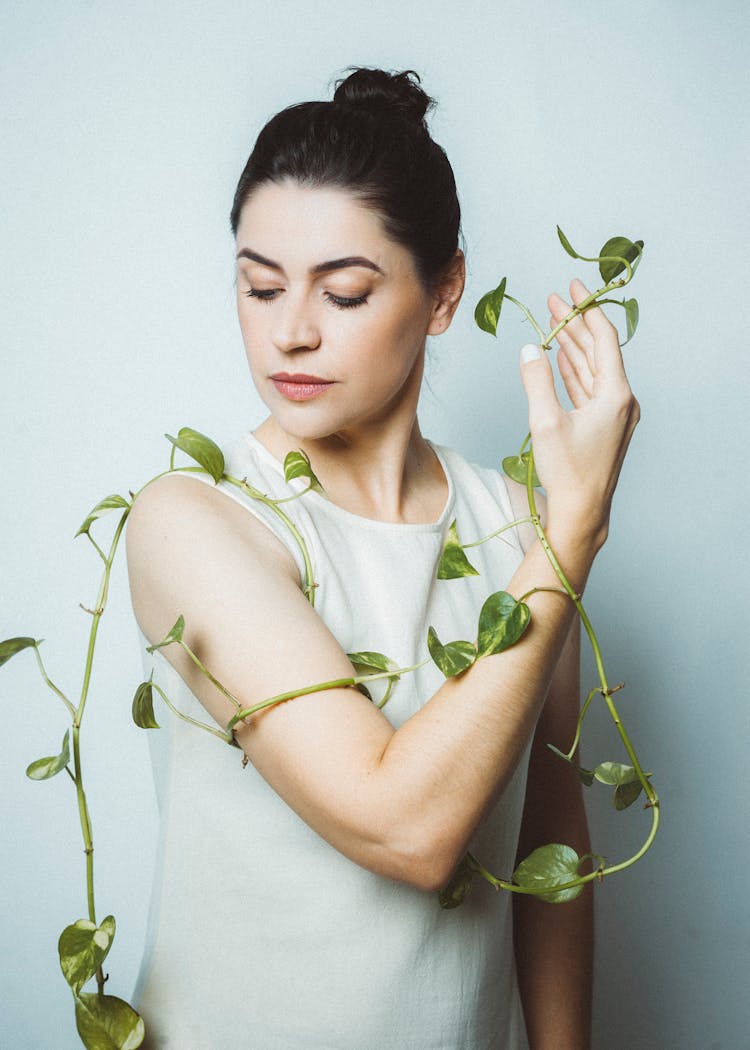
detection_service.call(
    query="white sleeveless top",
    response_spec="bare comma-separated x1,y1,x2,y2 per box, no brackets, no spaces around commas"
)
134,432,531,1050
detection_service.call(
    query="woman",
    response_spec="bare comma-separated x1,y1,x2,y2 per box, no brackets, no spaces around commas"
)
127,68,639,1049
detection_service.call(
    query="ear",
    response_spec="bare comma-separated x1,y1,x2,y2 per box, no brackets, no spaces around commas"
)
427,250,466,336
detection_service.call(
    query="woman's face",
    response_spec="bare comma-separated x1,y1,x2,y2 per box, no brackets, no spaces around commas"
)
235,180,441,443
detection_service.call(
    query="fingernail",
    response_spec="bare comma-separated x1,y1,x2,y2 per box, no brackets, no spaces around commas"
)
520,344,541,363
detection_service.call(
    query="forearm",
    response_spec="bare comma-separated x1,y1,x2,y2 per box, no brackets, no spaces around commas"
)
514,883,593,1049
347,526,599,885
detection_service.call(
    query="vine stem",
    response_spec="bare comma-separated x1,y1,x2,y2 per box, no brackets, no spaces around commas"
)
224,475,318,606
540,268,633,352
462,516,533,551
504,294,546,342
151,681,234,744
504,257,635,358
226,659,430,732
32,645,76,718
520,450,660,887
176,640,242,711
72,506,130,993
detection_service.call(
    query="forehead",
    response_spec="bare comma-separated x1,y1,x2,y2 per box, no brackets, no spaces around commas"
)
235,180,414,274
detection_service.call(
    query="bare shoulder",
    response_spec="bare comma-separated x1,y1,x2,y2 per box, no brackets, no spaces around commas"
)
126,472,300,646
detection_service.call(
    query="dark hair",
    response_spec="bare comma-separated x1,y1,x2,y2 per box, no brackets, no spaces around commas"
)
230,68,461,289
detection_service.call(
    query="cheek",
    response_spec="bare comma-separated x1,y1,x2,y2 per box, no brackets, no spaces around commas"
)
237,304,265,357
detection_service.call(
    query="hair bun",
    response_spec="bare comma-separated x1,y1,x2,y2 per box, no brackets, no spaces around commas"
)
333,68,433,128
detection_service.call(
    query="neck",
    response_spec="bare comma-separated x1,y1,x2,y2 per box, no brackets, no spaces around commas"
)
253,415,447,525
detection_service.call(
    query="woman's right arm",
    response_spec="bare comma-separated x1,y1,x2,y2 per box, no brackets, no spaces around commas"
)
126,280,638,891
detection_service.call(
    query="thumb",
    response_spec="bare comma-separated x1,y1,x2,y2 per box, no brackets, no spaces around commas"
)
519,344,559,427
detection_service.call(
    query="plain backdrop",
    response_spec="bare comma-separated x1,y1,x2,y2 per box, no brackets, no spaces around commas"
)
2,2,748,1047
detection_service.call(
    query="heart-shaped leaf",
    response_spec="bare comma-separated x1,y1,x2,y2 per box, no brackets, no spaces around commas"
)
437,520,479,580
59,916,116,996
74,993,145,1050
474,277,507,336
348,650,401,707
598,236,644,284
165,427,224,483
347,651,398,676
593,761,638,786
132,678,159,729
594,761,647,810
614,778,645,811
476,591,531,658
26,729,70,781
513,843,583,904
502,452,540,488
623,297,639,343
0,636,38,668
75,495,130,537
427,627,476,678
283,450,324,493
146,615,185,653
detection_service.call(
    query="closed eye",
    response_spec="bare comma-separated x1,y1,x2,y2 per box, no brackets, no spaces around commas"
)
245,288,279,302
245,289,369,310
324,292,369,310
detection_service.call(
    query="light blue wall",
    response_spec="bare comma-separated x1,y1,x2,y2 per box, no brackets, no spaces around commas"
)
2,2,747,1047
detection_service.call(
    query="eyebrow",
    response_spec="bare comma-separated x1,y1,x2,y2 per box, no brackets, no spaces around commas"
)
236,247,384,276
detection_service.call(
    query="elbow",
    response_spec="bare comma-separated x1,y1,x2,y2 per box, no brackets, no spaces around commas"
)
414,859,460,895
379,828,465,894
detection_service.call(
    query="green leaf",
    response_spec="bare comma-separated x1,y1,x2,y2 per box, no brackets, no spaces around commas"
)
614,778,645,811
437,520,480,580
513,843,584,904
427,627,476,678
476,591,531,658
547,744,595,786
348,651,401,709
0,636,38,668
132,678,160,729
593,760,638,785
347,651,397,676
557,225,581,260
474,276,507,336
165,427,225,483
26,729,70,781
283,450,324,493
502,452,540,488
74,993,145,1050
59,916,116,996
76,495,130,537
146,615,185,653
598,236,644,284
594,761,646,810
439,855,474,910
623,297,639,343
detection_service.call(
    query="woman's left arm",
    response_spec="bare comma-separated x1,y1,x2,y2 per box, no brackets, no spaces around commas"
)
513,617,593,1050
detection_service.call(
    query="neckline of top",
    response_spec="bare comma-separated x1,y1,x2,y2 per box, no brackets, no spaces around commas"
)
242,431,455,533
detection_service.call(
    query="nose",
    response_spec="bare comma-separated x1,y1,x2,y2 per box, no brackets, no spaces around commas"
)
271,291,321,353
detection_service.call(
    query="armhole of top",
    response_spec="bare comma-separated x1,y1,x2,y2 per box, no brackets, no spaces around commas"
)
161,470,308,589
502,474,545,555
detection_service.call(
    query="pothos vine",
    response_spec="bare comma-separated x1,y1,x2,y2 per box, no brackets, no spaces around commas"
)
1,227,657,1049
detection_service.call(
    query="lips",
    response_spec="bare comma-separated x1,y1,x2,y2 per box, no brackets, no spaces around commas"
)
270,373,335,402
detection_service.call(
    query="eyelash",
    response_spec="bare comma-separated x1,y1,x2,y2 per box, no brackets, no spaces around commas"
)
244,289,368,310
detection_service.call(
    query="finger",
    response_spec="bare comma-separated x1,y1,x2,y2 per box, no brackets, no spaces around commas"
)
548,291,594,354
552,315,595,397
519,344,561,429
557,347,590,409
569,280,628,381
